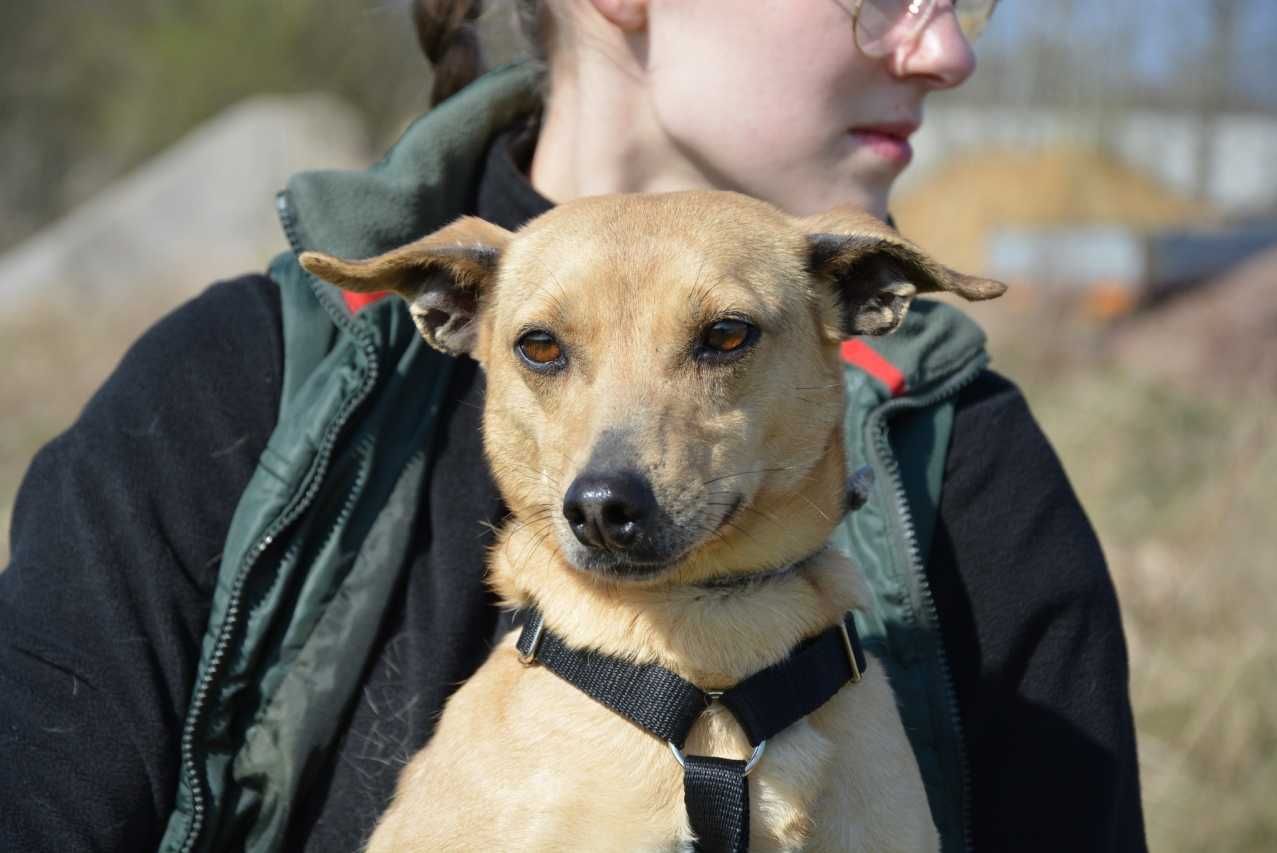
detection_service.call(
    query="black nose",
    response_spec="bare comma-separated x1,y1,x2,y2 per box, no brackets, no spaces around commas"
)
562,471,657,551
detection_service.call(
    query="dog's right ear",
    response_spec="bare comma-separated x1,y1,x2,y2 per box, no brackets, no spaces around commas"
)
299,216,513,357
801,209,1005,338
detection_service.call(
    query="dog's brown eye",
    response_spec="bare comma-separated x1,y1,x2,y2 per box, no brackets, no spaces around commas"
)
700,319,755,355
516,330,564,368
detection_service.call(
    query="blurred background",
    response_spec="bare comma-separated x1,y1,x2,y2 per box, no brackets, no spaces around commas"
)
1,1,1274,848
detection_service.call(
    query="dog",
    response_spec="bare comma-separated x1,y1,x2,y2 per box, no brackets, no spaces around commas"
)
300,191,1004,851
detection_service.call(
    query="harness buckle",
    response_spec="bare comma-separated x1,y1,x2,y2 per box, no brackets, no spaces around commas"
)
839,619,863,684
518,617,546,665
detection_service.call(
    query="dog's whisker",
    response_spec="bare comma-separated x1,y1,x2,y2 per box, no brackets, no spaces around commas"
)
519,512,559,529
492,456,568,496
528,523,559,556
791,491,832,523
737,502,786,526
736,504,816,545
700,465,796,487
540,534,563,582
513,523,559,575
489,467,559,493
476,519,506,539
489,451,561,471
687,520,732,553
688,255,711,307
520,256,572,324
489,447,574,479
504,511,557,539
503,513,554,554
696,500,813,555
720,518,766,551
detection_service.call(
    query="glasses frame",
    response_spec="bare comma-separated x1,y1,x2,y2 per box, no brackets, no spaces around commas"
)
848,0,1000,58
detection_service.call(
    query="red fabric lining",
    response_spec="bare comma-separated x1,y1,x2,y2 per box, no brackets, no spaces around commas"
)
840,339,907,397
342,291,390,313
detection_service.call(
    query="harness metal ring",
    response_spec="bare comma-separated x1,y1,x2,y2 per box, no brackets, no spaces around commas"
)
668,739,767,776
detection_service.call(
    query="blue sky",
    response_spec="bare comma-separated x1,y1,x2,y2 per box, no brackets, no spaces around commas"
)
978,0,1277,107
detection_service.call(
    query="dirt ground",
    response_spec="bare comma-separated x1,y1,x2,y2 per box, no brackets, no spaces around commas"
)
1107,247,1277,397
894,145,1209,273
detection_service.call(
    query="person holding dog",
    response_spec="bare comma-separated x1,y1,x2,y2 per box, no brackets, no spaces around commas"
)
0,1,1145,851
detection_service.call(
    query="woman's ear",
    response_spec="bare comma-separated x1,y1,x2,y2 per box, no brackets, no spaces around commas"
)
802,209,1005,338
299,216,513,358
589,0,648,31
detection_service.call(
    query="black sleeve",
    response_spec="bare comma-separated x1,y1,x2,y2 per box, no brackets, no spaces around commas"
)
0,275,283,851
928,370,1147,851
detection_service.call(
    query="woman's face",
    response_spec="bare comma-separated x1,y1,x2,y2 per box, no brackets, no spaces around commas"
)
641,0,976,217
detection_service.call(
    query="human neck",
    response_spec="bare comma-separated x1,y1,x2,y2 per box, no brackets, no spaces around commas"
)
528,40,716,202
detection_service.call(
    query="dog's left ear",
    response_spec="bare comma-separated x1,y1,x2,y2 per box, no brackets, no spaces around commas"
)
299,216,513,357
805,214,1005,337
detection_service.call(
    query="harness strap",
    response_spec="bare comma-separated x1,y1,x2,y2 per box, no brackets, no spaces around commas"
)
515,608,868,852
719,614,865,745
684,755,751,853
515,610,709,746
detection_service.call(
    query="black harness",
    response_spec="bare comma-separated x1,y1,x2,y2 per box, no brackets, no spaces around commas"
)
514,607,869,853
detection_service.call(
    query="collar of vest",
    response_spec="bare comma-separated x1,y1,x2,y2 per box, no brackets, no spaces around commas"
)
274,62,542,316
840,300,990,405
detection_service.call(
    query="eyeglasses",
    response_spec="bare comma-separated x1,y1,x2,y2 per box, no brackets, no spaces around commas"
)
843,0,999,58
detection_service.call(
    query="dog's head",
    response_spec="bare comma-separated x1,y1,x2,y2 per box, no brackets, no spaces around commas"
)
302,192,1003,585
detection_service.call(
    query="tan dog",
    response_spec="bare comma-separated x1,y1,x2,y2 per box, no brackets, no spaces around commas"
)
300,191,1003,852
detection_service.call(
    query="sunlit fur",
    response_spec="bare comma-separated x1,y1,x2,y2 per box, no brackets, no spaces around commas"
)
479,193,850,586
300,191,1005,851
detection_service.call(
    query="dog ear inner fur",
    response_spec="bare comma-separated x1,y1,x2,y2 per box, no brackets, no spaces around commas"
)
299,216,513,356
806,231,1006,338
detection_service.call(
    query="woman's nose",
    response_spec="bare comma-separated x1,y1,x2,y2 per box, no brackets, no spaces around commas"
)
891,4,977,90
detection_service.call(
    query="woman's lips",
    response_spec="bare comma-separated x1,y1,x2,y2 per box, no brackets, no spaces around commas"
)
849,124,917,167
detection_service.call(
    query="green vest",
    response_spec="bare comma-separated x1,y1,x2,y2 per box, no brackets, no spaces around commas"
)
159,63,990,853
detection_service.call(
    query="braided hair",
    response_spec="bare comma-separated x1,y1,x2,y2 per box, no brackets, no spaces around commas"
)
414,0,549,107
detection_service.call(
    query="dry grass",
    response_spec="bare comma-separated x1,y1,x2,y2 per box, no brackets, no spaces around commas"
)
977,290,1277,852
901,148,1276,848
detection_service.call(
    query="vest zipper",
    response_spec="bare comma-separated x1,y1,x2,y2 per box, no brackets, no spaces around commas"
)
175,195,383,853
865,350,987,853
